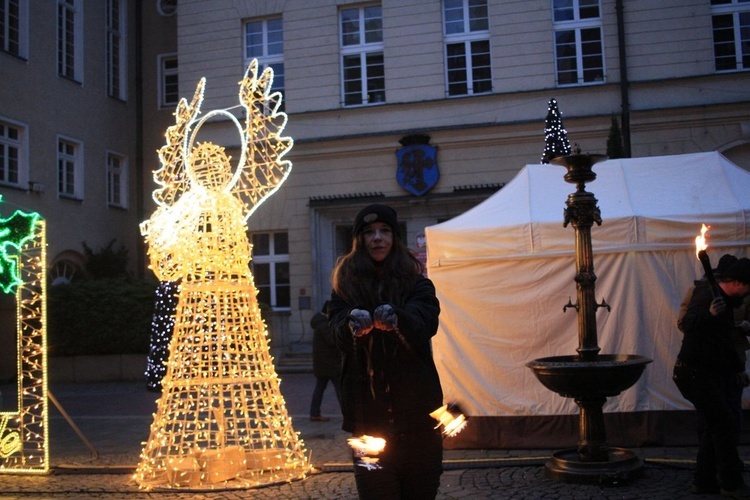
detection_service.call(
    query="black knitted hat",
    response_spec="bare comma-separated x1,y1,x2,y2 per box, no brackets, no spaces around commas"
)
714,254,739,277
724,257,750,285
353,204,399,237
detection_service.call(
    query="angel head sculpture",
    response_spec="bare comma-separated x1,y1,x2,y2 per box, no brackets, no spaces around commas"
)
140,60,293,282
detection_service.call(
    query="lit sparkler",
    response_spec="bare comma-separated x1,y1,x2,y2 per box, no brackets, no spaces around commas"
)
347,435,386,470
347,435,386,456
430,403,468,438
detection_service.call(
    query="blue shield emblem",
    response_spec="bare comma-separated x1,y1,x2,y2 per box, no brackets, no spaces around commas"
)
396,144,439,196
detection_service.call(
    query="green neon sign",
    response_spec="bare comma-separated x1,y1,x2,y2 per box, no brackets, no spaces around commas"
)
0,195,41,294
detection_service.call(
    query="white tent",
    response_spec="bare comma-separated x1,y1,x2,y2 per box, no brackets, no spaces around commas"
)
426,152,750,448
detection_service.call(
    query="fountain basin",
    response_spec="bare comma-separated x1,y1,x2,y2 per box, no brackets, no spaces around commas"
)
526,354,652,399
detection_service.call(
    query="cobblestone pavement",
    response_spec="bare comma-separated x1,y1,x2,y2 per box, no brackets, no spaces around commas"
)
0,376,748,499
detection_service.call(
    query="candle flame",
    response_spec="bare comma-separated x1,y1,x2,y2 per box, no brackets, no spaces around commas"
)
695,223,710,259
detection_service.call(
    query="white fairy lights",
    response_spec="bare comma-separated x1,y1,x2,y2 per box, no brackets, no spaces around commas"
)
134,60,310,490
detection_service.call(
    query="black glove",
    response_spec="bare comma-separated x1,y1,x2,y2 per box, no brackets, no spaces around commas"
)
348,309,373,337
709,297,726,317
373,304,398,331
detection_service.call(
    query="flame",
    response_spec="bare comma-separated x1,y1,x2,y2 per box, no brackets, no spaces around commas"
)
430,404,468,438
347,435,386,456
695,223,710,258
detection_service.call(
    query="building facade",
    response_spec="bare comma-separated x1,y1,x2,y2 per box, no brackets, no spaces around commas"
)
172,0,750,350
1,0,749,359
0,0,178,281
0,0,177,378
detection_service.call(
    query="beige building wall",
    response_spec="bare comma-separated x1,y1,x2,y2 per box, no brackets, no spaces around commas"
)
0,0,745,359
0,1,176,379
1,1,141,281
169,0,750,347
0,1,180,282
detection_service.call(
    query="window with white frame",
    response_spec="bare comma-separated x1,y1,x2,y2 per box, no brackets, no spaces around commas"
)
340,4,385,106
1,0,29,58
106,151,127,208
0,119,27,188
552,0,604,86
443,0,491,97
159,53,178,108
251,232,290,310
711,0,750,72
106,0,127,100
57,0,83,81
245,16,284,109
57,137,83,199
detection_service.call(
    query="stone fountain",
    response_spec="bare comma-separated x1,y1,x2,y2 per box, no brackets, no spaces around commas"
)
526,153,652,484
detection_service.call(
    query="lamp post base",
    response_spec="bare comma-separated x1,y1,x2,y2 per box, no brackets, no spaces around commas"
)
544,447,644,485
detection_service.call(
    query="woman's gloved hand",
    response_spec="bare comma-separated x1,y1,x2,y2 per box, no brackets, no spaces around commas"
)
348,309,373,337
373,304,398,331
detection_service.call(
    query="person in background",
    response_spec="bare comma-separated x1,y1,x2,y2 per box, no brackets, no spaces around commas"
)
328,204,444,500
309,300,341,422
674,257,750,498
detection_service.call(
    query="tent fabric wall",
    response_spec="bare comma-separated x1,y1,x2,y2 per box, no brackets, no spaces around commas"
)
425,152,750,447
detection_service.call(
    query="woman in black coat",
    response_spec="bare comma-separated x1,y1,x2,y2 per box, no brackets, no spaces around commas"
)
328,204,444,500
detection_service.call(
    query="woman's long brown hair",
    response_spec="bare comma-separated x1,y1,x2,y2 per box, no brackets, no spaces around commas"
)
332,231,424,310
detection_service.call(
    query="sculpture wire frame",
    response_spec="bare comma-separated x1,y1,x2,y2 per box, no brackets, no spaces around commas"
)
134,61,310,491
0,219,48,474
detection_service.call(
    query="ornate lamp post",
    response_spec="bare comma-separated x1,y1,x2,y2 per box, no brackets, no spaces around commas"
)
527,153,652,483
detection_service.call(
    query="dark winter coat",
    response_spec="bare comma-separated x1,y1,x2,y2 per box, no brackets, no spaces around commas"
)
311,311,341,379
677,280,744,377
328,276,443,435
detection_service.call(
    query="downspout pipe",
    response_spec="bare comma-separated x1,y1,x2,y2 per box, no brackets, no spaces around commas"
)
616,0,632,157
135,0,145,277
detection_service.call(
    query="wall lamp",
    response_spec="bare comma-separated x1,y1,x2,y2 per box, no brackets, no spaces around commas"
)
27,181,45,194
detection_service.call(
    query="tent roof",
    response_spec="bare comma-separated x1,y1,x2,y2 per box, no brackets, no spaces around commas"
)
426,152,750,263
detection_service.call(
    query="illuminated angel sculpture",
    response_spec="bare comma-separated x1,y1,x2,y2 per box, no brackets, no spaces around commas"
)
134,61,310,490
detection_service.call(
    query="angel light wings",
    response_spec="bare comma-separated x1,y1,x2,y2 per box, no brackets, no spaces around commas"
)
134,61,310,491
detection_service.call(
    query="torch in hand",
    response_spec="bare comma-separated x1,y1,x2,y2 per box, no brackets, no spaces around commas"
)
695,224,722,299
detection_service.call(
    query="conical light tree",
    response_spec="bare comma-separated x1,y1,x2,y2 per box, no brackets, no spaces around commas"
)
134,60,311,491
541,98,572,163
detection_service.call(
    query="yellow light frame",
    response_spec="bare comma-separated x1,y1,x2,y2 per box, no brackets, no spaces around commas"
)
0,219,48,474
134,60,310,491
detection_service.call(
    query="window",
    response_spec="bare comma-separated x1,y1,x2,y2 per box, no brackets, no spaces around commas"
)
251,232,290,310
711,0,750,72
0,119,26,188
1,0,29,58
552,0,604,86
340,5,384,106
106,0,127,100
57,0,83,81
57,137,83,199
106,151,127,208
159,53,178,108
443,0,492,96
245,17,284,106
